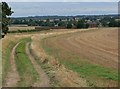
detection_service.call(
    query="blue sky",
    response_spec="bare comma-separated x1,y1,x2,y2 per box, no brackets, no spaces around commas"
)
7,2,118,17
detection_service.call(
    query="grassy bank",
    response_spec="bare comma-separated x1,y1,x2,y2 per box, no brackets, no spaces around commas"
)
41,35,118,86
15,38,39,87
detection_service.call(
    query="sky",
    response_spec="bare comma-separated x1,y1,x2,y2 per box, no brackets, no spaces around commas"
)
2,0,120,2
7,2,118,17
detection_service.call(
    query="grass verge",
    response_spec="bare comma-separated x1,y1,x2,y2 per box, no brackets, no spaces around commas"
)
15,38,39,87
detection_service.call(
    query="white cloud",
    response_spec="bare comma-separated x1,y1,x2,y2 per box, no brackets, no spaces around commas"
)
1,0,120,2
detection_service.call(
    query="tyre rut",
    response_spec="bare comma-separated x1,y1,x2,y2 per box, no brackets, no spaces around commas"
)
5,42,20,87
25,42,50,87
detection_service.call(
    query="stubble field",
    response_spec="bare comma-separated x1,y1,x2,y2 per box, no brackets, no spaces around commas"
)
2,27,118,87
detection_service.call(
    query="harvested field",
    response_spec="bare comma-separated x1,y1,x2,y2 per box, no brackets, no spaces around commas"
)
43,28,118,69
2,28,118,87
8,26,35,31
41,28,118,87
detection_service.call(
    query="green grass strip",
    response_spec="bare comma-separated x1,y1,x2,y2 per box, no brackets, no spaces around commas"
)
15,38,39,87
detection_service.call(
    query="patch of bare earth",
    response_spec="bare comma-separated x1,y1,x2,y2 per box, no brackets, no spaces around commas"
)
26,42,50,87
4,42,20,87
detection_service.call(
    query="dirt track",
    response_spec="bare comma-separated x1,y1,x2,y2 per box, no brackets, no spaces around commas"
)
26,43,50,87
5,43,20,87
44,28,118,70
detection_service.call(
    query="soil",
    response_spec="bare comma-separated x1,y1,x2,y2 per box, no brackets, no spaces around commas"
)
4,42,20,87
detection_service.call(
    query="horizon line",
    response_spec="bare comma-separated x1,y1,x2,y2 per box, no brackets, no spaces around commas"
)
11,14,119,18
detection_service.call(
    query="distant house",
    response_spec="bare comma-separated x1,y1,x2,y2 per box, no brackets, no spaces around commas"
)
115,19,120,21
54,24,58,27
43,20,46,22
87,21,97,28
62,19,67,22
50,19,54,22
75,17,79,21
55,19,59,21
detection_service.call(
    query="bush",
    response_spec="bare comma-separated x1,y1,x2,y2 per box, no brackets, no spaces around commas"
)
76,20,89,29
66,23,72,29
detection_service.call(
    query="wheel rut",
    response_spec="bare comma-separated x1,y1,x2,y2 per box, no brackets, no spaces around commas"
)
25,42,50,87
5,42,20,87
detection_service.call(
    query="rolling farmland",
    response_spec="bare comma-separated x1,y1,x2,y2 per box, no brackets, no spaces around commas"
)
2,28,118,87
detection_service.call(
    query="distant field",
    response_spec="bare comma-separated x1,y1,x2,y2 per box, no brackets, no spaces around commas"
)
2,28,118,87
8,26,35,31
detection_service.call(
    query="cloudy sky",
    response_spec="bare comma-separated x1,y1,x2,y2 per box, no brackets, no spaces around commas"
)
2,0,120,2
6,2,118,17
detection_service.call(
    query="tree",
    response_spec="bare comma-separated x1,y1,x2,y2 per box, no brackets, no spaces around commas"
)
76,20,85,28
76,20,89,29
108,19,118,27
1,2,13,38
84,23,89,28
66,22,72,29
58,21,66,27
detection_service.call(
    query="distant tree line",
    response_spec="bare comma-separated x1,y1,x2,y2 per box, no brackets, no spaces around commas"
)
100,17,120,27
10,15,120,29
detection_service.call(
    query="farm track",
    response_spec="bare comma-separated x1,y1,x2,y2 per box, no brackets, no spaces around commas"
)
4,39,51,87
25,43,50,87
46,29,118,69
5,42,20,87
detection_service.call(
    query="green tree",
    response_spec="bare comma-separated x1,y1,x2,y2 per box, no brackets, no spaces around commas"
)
76,20,85,28
58,21,66,27
84,23,89,28
1,2,13,38
108,19,118,27
76,20,89,29
66,22,72,29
